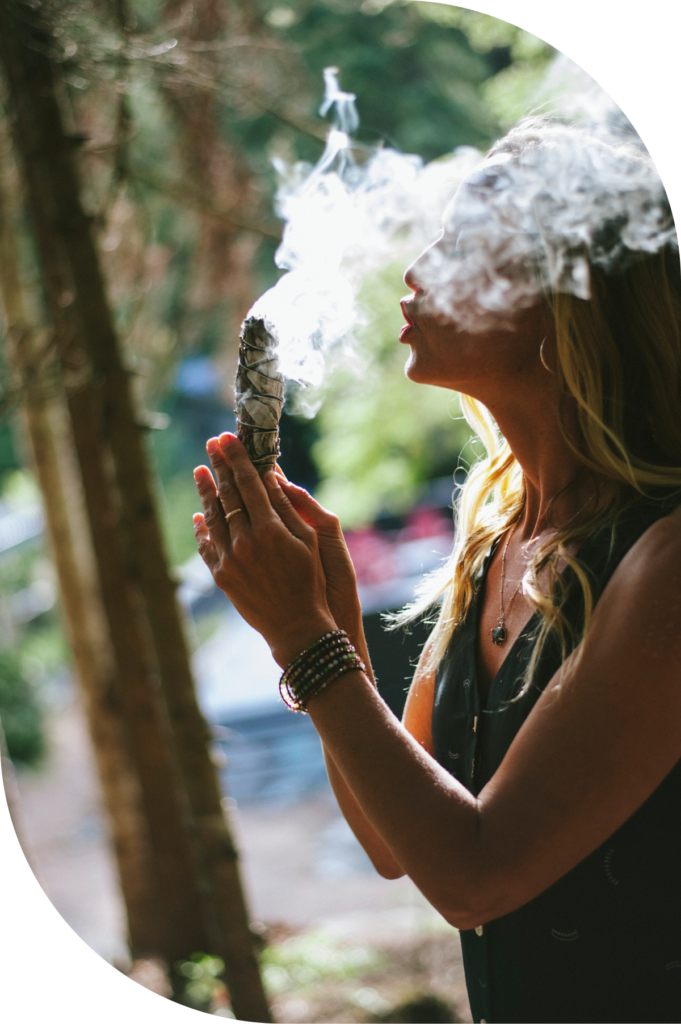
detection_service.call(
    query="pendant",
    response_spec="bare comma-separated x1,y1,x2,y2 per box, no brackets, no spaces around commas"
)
491,625,507,645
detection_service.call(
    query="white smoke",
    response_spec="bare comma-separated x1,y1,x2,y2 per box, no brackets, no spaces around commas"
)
417,116,677,332
249,67,480,385
249,61,677,382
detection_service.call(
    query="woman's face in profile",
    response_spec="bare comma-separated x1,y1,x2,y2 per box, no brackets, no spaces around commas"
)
400,170,551,401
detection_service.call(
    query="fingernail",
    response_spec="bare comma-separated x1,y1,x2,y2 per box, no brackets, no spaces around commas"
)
206,437,219,454
193,468,203,483
192,512,203,524
218,432,236,448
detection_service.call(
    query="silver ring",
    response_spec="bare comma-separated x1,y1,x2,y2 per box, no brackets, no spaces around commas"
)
224,507,244,525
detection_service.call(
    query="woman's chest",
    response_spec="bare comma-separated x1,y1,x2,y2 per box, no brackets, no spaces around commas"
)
475,536,541,701
431,604,544,795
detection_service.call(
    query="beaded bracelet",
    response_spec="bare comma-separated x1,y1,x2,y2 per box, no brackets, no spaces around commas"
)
284,634,351,692
279,629,365,713
279,630,364,711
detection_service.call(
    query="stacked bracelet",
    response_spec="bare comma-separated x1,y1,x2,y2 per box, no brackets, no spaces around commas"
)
279,629,365,713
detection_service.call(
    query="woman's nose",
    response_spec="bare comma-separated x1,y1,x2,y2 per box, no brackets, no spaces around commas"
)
404,235,441,293
403,255,425,294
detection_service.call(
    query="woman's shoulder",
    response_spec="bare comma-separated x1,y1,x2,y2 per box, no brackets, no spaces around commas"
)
580,494,681,582
624,500,681,563
597,501,681,628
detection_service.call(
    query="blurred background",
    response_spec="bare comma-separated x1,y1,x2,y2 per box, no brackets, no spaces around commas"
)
0,1,569,1019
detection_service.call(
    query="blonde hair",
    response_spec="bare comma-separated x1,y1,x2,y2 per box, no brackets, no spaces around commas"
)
400,244,681,688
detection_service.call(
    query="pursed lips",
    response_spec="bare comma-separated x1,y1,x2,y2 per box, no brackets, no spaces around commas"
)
400,296,421,327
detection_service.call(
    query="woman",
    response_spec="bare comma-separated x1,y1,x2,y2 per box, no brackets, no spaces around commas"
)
193,117,681,1023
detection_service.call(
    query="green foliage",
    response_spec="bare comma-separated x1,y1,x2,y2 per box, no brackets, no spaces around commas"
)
260,931,382,995
0,423,20,483
51,0,552,520
1,467,40,509
0,472,68,760
376,992,456,1023
19,622,70,676
262,0,505,161
173,953,231,1015
157,472,205,567
0,647,45,767
413,5,555,126
47,1,556,546
311,263,473,527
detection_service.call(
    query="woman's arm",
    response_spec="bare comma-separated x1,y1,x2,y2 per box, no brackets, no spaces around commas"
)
320,630,437,879
318,605,406,879
401,638,436,758
306,507,681,927
276,477,405,878
321,641,436,880
194,436,681,929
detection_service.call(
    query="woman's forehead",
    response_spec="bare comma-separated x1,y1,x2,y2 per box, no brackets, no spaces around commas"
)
441,151,519,233
442,185,491,235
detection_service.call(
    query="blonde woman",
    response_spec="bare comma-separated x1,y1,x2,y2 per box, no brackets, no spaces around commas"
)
193,118,681,1023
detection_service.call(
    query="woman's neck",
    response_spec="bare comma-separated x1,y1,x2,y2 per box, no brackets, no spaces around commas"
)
485,391,608,542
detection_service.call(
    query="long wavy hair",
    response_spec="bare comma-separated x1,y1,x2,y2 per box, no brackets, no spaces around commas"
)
397,159,681,689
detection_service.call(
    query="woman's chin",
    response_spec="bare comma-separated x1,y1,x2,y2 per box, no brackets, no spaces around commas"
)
403,351,420,381
404,350,431,384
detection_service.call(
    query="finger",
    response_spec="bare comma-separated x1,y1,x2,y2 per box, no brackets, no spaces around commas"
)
206,437,245,523
274,462,288,482
279,479,341,535
193,512,220,572
263,471,313,540
218,433,274,528
193,464,232,552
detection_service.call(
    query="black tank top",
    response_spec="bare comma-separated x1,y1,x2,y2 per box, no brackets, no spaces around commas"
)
432,498,681,1024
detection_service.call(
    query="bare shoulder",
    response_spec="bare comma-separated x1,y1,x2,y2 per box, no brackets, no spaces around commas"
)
635,501,681,545
578,503,681,693
616,503,681,586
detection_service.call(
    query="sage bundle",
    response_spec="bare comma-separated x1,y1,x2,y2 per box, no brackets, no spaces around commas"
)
235,317,284,475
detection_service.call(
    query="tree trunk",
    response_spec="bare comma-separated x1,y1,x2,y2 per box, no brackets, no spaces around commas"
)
0,1,209,969
163,0,260,362
0,121,167,959
0,4,271,1019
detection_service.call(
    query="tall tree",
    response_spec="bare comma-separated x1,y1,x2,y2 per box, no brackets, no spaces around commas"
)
0,127,163,957
162,0,259,347
0,4,271,1018
0,16,209,972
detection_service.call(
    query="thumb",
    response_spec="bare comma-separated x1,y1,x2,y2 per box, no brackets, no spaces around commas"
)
263,471,310,538
278,479,339,534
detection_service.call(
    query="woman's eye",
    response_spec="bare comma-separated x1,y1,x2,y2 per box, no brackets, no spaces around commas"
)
438,236,469,260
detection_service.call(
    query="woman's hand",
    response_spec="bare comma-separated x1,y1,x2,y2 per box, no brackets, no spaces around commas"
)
273,474,362,631
193,433,337,668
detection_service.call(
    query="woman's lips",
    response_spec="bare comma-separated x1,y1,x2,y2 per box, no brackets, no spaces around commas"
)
399,298,419,341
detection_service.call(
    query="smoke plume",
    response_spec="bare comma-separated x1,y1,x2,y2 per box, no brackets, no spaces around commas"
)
247,61,677,385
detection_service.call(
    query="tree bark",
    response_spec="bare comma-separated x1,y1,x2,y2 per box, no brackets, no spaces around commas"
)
0,2,209,968
0,118,174,960
0,4,271,1018
162,0,261,360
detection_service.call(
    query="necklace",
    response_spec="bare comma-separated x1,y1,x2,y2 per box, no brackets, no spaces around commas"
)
490,490,599,646
491,522,522,645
